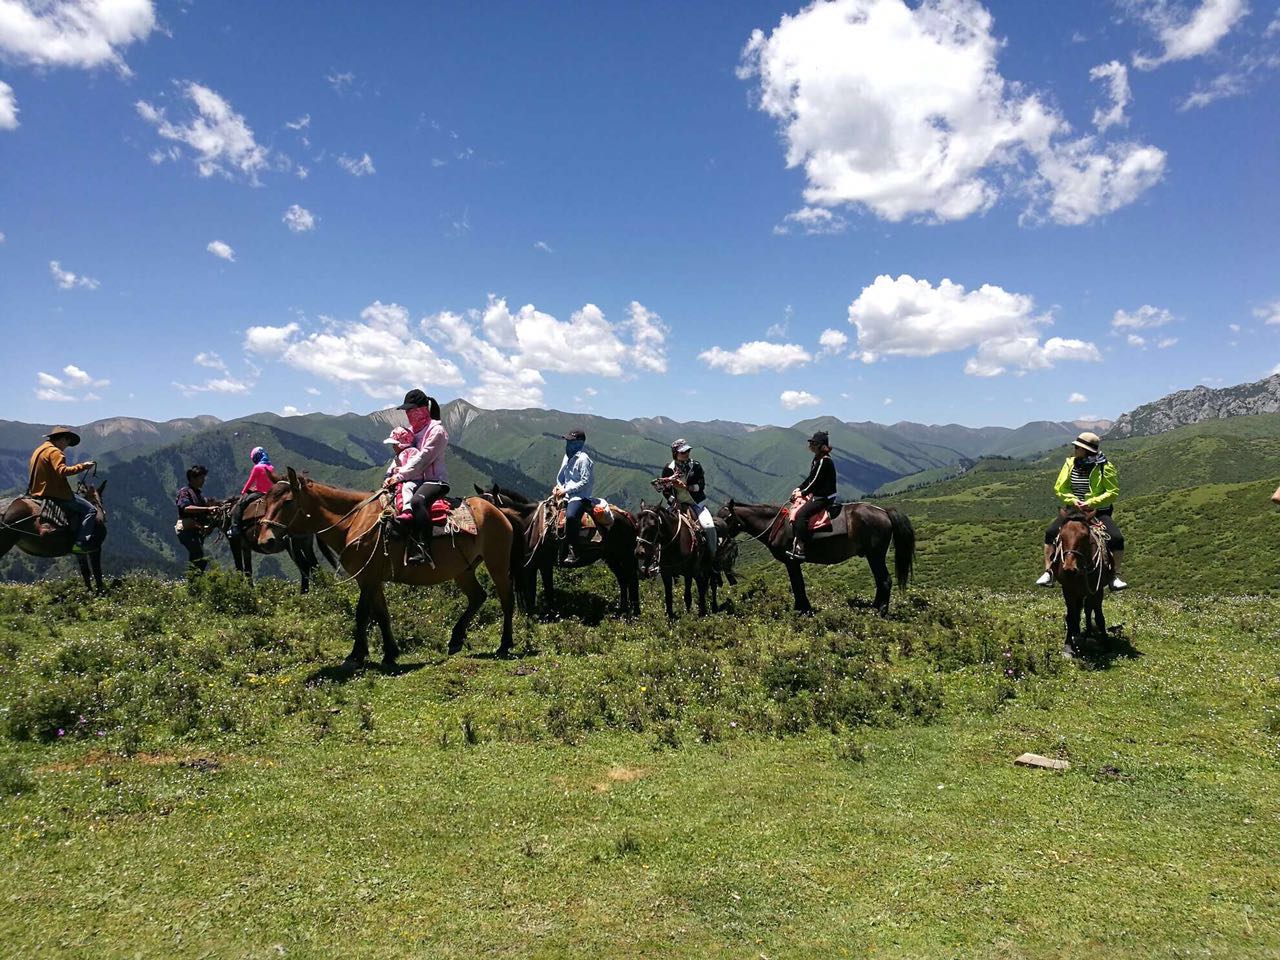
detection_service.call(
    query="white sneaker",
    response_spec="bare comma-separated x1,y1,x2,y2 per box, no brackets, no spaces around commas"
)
1035,571,1054,587
1111,577,1129,591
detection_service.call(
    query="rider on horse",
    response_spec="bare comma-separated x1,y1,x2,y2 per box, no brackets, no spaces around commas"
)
232,446,279,537
389,389,449,566
787,430,838,561
655,438,717,564
1036,431,1128,591
554,428,593,565
27,427,97,553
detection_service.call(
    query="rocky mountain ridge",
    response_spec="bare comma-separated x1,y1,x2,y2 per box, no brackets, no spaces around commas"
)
1107,374,1280,439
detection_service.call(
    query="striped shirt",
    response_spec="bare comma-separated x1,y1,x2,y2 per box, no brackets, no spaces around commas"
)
1069,461,1092,501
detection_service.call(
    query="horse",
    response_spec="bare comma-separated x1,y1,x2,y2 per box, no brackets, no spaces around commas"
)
256,470,517,664
635,501,718,618
1050,508,1114,658
211,495,337,593
473,483,641,616
716,499,914,616
0,476,108,593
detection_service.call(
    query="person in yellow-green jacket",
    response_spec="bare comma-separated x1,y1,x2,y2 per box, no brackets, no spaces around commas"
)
1035,431,1128,590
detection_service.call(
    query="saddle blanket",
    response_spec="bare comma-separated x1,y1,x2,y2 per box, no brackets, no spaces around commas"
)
384,495,477,538
1,497,67,535
785,498,847,537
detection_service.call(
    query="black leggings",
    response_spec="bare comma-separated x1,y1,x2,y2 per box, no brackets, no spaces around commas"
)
410,481,450,530
794,497,835,544
1045,511,1124,552
178,529,208,574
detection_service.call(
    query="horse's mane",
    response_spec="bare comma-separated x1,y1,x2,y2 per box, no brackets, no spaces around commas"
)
492,483,535,505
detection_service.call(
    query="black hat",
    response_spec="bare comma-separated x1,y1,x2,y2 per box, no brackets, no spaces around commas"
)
46,426,81,446
807,430,830,446
396,389,430,410
188,464,209,476
562,428,586,441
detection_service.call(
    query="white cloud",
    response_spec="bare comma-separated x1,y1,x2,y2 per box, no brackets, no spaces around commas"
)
244,322,300,355
773,207,847,236
285,113,310,130
819,328,849,354
136,82,277,182
1132,0,1249,71
847,274,1102,377
627,301,668,374
698,341,813,375
337,152,375,176
1181,48,1280,109
780,389,821,409
173,376,252,396
1157,336,1179,348
1254,300,1280,325
206,239,235,261
0,0,156,73
282,204,315,233
34,363,108,402
0,230,5,242
1090,61,1131,131
1068,392,1088,403
1127,333,1147,347
1113,304,1174,329
326,70,355,93
533,240,553,253
0,80,17,129
49,259,98,289
193,351,227,372
281,405,301,417
740,0,1165,226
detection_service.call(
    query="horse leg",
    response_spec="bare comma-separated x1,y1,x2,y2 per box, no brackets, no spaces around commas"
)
1091,595,1106,637
683,573,693,612
77,554,92,592
540,553,555,610
786,560,812,613
695,573,708,617
1063,596,1081,658
483,528,516,657
450,567,487,656
369,582,397,666
662,571,675,619
291,540,311,595
868,550,892,617
347,586,372,664
90,550,104,594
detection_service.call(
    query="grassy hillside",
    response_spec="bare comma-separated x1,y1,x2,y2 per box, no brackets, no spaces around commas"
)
0,567,1277,956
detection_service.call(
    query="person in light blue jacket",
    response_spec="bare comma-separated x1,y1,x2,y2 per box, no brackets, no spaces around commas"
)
553,427,594,564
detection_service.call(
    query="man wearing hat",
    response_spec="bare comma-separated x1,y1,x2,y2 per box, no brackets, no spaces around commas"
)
656,438,717,562
27,427,98,553
788,430,838,561
1036,431,1128,590
553,428,593,564
389,389,449,565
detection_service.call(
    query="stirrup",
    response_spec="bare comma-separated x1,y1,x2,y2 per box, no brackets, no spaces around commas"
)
786,540,806,561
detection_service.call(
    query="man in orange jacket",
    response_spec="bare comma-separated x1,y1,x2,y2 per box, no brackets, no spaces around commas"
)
27,427,98,552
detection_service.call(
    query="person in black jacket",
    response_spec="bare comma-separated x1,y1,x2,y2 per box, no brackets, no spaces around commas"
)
789,431,838,560
655,438,717,561
175,465,219,576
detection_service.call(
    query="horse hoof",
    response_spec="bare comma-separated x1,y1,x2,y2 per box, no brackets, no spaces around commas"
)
447,639,464,656
495,644,513,659
342,656,366,669
381,656,398,670
1061,644,1078,660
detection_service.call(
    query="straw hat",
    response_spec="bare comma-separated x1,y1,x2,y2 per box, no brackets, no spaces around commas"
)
1072,431,1101,455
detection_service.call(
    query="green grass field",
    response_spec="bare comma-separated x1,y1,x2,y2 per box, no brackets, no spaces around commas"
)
1,562,1277,958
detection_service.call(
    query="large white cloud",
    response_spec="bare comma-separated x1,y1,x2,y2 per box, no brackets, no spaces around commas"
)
0,0,155,72
698,341,813,375
0,80,16,129
739,0,1165,226
847,274,1102,376
137,82,275,182
780,389,821,409
34,363,108,402
1031,139,1166,226
1132,0,1249,70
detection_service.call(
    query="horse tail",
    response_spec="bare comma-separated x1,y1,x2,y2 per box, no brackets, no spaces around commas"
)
885,507,915,588
314,534,339,569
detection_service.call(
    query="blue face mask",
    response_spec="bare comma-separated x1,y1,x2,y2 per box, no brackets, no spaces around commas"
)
565,440,585,457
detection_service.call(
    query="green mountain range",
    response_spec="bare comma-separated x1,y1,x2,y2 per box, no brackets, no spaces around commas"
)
0,402,1104,580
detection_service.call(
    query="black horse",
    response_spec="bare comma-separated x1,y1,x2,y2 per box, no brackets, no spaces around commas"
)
475,483,641,615
213,494,336,593
635,502,718,618
717,499,914,615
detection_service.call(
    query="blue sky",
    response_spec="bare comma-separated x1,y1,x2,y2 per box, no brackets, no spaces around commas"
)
2,0,1277,428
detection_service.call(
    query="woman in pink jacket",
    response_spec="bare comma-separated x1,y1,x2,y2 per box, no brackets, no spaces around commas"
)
386,390,449,565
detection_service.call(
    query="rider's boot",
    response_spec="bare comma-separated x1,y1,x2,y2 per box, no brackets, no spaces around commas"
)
1110,550,1128,590
1035,544,1054,586
406,534,434,568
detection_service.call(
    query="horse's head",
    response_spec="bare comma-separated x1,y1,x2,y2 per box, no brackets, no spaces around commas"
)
634,503,662,577
715,499,743,536
78,477,108,522
1055,509,1093,580
255,468,309,550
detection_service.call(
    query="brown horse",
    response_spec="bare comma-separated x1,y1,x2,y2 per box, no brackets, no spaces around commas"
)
211,495,336,593
634,503,717,618
473,483,641,616
716,499,914,615
0,478,108,593
1051,508,1113,658
256,469,517,664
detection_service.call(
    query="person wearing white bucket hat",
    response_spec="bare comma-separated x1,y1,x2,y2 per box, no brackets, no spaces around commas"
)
1036,432,1127,590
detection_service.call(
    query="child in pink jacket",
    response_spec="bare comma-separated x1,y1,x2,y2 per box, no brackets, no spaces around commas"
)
382,427,418,519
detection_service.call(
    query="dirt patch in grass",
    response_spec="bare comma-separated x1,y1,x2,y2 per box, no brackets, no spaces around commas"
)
592,764,647,792
38,751,238,774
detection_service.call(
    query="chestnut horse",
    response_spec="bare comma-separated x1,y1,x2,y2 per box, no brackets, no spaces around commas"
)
1050,508,1114,659
716,499,914,615
473,483,641,616
634,503,717,618
0,477,108,593
256,469,516,664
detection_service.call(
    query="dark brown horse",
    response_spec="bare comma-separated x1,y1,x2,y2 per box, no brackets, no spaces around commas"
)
1051,508,1114,658
0,477,108,593
211,495,336,593
474,483,641,616
634,503,717,618
256,470,517,664
716,499,914,615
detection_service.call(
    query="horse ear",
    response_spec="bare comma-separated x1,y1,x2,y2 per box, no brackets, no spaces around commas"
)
474,484,485,495
96,479,107,496
287,467,300,494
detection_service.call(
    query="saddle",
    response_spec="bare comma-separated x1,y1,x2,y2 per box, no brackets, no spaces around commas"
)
784,497,847,539
1,497,67,537
385,494,477,539
554,501,614,544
